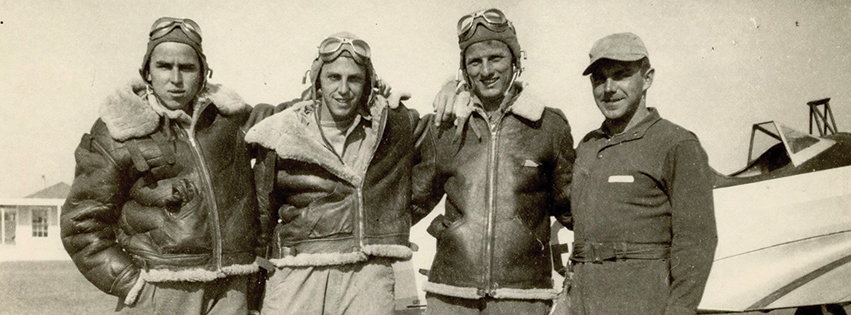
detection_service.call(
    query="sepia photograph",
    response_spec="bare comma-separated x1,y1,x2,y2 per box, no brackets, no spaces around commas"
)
1,1,850,314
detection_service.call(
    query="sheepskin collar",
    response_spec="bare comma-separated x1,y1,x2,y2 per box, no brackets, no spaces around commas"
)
490,83,544,121
245,96,389,187
452,84,546,141
99,79,249,141
506,87,546,122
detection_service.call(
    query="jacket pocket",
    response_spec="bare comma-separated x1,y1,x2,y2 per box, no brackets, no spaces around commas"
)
120,201,165,235
426,214,464,239
119,195,211,255
150,195,211,254
276,199,354,242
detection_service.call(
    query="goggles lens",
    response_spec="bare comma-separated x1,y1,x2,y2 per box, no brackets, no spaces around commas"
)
318,37,371,62
149,18,203,45
457,9,510,40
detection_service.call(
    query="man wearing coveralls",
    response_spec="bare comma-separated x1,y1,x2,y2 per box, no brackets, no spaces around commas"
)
566,32,718,315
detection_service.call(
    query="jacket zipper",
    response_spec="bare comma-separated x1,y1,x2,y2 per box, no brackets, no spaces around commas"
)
481,110,505,296
178,103,223,271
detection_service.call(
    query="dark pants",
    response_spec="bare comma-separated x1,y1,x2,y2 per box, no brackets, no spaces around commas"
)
424,293,551,315
568,259,669,315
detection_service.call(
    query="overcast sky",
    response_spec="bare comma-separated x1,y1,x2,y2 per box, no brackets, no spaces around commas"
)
1,0,850,197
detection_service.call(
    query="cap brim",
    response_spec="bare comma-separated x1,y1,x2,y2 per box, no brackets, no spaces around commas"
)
582,61,599,76
582,54,647,76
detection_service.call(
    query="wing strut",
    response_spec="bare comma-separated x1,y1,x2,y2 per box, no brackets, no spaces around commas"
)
807,98,837,136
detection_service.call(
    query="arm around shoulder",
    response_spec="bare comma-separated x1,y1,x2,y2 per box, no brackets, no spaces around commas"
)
410,113,444,225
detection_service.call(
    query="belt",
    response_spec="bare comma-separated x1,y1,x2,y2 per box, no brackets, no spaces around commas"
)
570,241,670,263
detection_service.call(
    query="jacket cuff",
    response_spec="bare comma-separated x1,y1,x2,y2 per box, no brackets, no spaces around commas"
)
122,276,146,306
664,304,696,315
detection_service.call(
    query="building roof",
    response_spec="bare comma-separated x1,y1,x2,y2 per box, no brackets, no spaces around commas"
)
25,182,71,199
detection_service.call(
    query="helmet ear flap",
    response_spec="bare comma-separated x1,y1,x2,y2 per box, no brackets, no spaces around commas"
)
140,68,149,83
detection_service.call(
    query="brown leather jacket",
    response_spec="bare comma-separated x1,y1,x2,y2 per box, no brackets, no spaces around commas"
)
61,81,260,304
413,88,575,300
247,98,430,267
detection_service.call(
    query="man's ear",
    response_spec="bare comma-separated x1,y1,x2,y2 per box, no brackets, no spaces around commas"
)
642,67,655,91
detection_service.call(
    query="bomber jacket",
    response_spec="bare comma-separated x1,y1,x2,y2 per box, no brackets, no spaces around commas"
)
246,97,429,267
61,80,260,305
413,86,575,300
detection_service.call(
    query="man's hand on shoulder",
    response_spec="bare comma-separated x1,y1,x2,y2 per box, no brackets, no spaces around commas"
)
433,80,473,127
375,77,411,109
387,91,412,109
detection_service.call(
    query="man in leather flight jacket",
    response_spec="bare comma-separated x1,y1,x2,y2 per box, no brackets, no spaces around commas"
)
61,17,266,314
412,8,575,315
246,32,430,315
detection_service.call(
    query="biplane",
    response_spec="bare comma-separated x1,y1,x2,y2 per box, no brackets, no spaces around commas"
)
698,98,851,314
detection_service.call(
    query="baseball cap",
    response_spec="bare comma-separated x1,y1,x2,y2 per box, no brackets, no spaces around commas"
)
582,32,648,75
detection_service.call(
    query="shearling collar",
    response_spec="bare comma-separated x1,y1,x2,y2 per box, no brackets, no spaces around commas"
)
470,83,545,122
99,79,249,141
244,95,390,187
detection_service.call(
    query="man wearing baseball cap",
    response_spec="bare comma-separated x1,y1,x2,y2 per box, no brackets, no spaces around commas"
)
61,17,263,314
412,8,575,314
566,32,717,315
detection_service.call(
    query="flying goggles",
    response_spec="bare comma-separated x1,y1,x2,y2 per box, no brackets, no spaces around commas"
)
149,18,203,45
318,36,371,63
456,8,513,41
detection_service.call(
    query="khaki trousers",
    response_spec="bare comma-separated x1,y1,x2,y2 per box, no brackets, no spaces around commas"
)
261,258,395,315
117,276,248,315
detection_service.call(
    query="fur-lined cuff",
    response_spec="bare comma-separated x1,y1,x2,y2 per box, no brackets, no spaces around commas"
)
221,262,261,276
123,276,146,306
268,245,412,267
423,281,481,299
492,287,558,300
141,263,260,283
270,251,368,267
361,244,413,260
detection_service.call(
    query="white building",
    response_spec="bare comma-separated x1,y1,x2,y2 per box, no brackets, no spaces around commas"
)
0,182,70,261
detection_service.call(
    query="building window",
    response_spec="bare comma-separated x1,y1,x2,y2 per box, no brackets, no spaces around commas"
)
2,207,15,245
32,208,48,238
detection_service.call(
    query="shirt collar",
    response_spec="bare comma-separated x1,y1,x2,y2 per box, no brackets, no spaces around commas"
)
594,107,662,140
